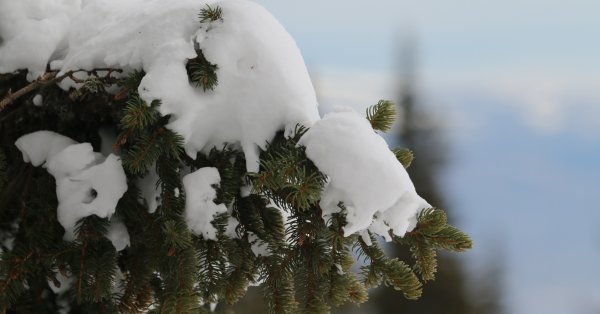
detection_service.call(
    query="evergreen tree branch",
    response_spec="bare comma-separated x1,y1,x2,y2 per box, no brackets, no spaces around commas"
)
199,5,223,22
393,148,414,169
356,235,422,300
366,100,396,132
262,252,297,314
0,150,6,191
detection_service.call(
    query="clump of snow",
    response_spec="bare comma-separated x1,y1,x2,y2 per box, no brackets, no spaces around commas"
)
137,166,162,214
298,107,430,238
1,0,319,172
14,131,76,167
182,167,227,240
15,131,128,240
224,214,239,239
32,94,43,106
248,232,268,257
48,271,73,295
107,217,130,251
23,0,319,172
0,0,81,81
0,220,19,252
2,0,432,242
111,267,126,295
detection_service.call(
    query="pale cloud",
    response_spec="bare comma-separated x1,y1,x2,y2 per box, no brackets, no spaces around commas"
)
312,68,395,115
311,67,600,138
424,68,600,137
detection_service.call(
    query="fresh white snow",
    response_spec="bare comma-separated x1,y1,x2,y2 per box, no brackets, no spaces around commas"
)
0,0,81,81
137,166,162,214
224,213,240,239
298,107,430,238
0,0,319,173
248,232,268,257
14,131,77,167
106,217,130,251
48,271,73,295
182,167,227,240
4,0,431,242
15,131,128,241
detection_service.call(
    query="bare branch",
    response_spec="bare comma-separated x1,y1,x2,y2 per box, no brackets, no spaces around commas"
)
0,68,122,113
0,71,59,112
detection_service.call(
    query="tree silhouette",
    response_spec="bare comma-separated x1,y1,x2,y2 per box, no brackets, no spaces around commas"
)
368,37,502,314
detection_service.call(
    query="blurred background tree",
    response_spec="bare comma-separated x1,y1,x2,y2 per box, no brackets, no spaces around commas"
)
367,37,503,314
222,37,503,314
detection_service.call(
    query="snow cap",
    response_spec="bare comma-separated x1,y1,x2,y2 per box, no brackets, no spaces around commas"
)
298,107,430,238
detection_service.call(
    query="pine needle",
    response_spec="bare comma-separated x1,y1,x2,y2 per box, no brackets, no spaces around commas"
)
366,100,396,132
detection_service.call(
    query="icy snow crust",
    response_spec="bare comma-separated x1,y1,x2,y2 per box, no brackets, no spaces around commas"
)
3,0,430,240
298,108,430,238
15,131,129,249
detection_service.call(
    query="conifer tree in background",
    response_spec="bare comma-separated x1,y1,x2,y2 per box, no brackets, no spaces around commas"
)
0,2,472,313
370,39,502,314
370,39,473,314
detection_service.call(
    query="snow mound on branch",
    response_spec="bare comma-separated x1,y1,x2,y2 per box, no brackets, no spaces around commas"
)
107,217,130,251
298,107,430,238
1,0,319,172
0,0,81,81
182,167,227,240
137,166,162,214
15,131,128,245
6,0,319,173
3,0,430,241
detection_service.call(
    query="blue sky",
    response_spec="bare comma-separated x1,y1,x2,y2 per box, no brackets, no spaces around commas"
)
256,0,600,313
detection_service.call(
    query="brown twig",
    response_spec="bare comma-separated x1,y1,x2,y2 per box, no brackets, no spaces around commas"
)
0,68,122,113
0,71,59,112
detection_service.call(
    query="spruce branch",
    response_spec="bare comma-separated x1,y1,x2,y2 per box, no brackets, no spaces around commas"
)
366,99,396,132
120,95,161,132
187,58,218,91
78,77,107,96
356,235,422,300
115,70,145,100
222,239,255,305
383,258,423,300
393,147,414,169
0,250,34,307
427,225,473,252
407,208,473,251
0,150,6,190
199,4,223,23
263,253,298,314
395,208,473,281
411,239,438,281
163,220,193,251
122,132,162,175
196,239,227,304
